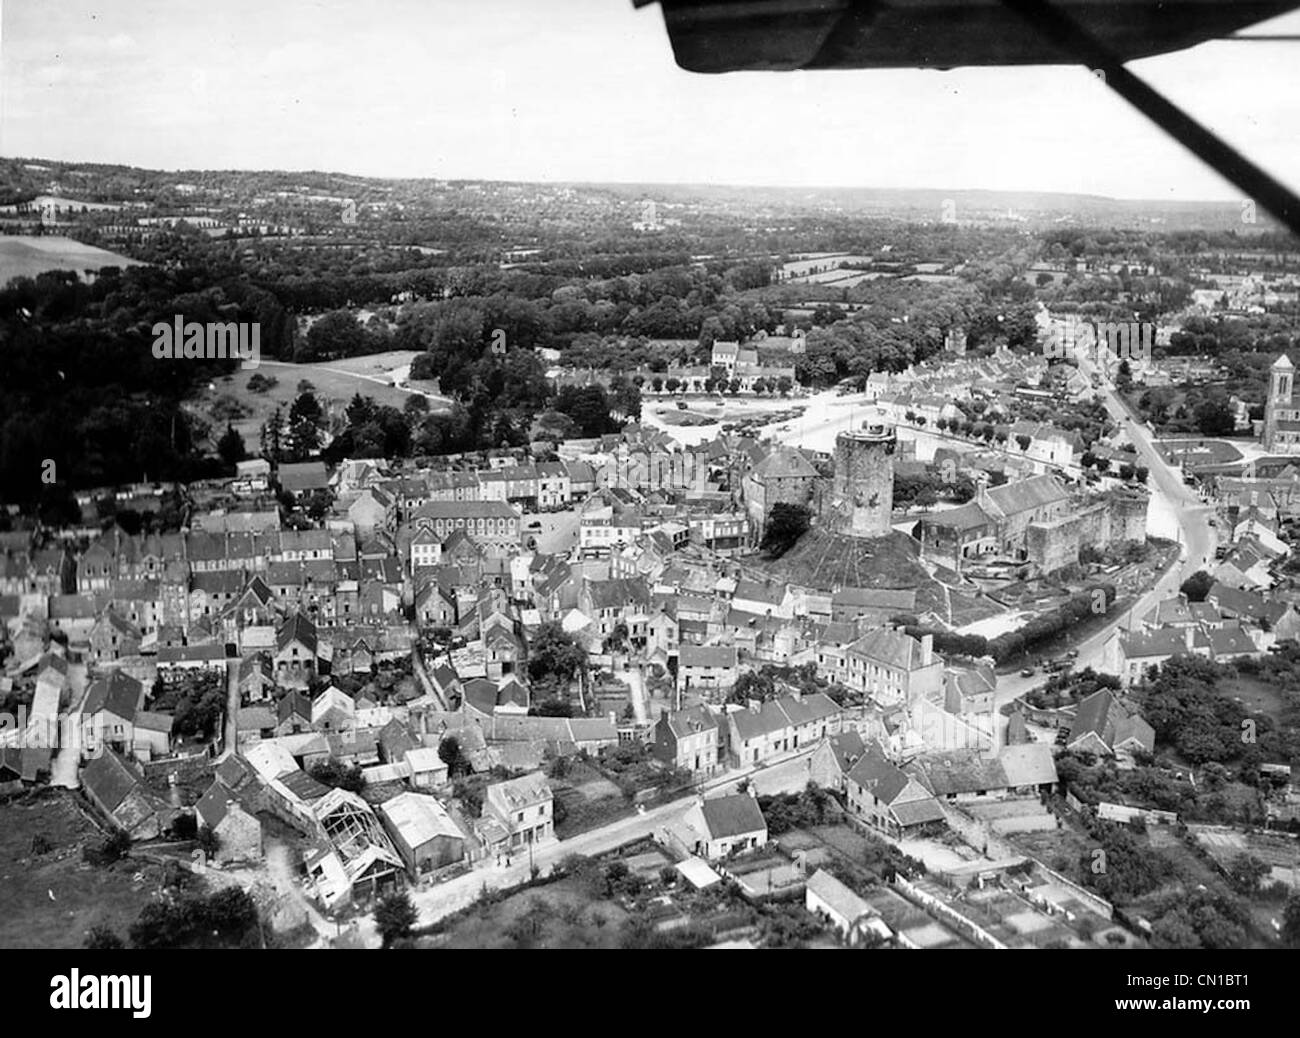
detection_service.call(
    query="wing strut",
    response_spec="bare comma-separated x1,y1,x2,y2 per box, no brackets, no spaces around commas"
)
1001,0,1300,236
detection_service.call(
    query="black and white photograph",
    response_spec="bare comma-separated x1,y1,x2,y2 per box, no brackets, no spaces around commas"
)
0,0,1298,998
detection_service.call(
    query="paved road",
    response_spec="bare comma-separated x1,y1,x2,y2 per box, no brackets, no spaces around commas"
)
992,365,1216,707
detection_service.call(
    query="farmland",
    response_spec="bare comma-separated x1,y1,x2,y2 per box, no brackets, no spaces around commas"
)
0,234,144,283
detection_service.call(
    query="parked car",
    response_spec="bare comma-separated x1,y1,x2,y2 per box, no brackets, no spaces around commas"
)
1020,667,1035,678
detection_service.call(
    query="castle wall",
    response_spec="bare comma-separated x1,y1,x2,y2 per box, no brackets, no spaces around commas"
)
1026,492,1149,574
743,472,815,537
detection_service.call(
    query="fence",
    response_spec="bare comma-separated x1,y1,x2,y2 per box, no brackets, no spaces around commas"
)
1096,801,1178,826
945,801,1113,920
892,874,1006,949
941,803,1025,862
1026,860,1114,921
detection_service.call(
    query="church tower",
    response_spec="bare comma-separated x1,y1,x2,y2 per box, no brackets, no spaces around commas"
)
1264,353,1294,452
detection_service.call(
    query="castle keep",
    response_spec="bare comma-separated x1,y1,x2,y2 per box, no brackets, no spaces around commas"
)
819,425,897,539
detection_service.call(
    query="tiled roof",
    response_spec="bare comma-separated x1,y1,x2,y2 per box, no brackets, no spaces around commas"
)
699,794,766,839
847,628,929,671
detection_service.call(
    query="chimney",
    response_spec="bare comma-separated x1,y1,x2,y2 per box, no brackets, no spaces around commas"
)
1184,626,1194,650
920,633,934,666
608,711,617,725
747,699,761,714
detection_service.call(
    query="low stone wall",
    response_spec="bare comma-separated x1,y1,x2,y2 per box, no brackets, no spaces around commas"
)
892,874,1006,949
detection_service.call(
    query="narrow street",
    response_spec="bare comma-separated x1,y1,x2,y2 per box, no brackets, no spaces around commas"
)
223,656,240,758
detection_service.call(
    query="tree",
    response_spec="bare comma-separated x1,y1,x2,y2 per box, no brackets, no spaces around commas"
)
217,424,246,467
299,309,371,362
197,825,220,859
96,828,131,865
761,503,811,558
528,621,588,685
1015,434,1031,452
602,621,630,656
85,925,124,950
1284,892,1300,947
308,759,365,793
1180,570,1215,603
554,385,617,437
129,887,260,949
374,890,418,948
1226,853,1270,894
1194,397,1236,438
438,735,469,777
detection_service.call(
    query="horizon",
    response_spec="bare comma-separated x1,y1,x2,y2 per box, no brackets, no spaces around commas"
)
0,155,1273,210
3,0,1300,203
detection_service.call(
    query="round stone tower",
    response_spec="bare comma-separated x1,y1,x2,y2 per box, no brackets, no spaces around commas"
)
1112,484,1150,544
821,423,897,538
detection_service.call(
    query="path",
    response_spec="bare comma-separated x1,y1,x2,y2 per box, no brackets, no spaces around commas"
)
254,359,454,406
264,839,336,943
223,656,240,758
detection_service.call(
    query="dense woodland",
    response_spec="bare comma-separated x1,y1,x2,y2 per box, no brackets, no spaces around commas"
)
3,161,1300,511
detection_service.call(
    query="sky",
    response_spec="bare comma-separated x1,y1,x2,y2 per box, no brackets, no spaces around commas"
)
2,0,1299,201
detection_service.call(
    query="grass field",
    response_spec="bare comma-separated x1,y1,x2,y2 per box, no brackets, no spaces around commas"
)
0,234,145,285
1221,674,1288,724
191,349,448,452
420,877,629,949
0,789,162,949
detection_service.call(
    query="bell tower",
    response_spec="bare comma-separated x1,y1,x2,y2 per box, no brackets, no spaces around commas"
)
1264,353,1294,452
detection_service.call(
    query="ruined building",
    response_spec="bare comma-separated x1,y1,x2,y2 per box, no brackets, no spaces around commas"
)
819,425,897,539
915,473,1148,574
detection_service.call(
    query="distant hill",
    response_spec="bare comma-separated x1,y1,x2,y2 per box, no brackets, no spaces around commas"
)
0,156,1279,234
0,235,145,285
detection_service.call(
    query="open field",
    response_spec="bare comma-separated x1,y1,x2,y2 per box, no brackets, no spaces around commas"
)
418,877,630,949
0,234,145,284
1220,674,1289,725
191,350,449,451
0,789,162,949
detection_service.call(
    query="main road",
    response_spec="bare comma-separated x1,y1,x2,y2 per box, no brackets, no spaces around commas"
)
992,357,1217,706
